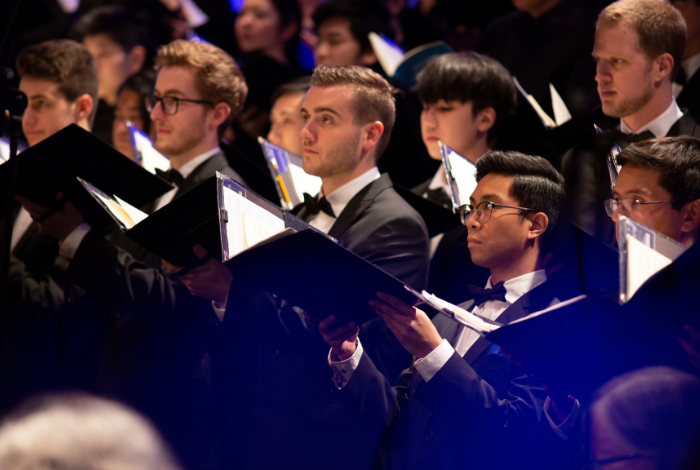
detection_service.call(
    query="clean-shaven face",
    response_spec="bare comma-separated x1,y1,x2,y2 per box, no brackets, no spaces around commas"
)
421,100,481,160
20,76,81,147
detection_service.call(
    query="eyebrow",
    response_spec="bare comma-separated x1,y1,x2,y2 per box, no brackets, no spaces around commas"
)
154,89,185,97
300,107,342,118
479,194,503,202
613,187,653,198
28,94,50,100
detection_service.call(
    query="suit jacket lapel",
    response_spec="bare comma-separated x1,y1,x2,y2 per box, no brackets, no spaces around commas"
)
174,151,228,199
667,110,700,138
327,173,393,240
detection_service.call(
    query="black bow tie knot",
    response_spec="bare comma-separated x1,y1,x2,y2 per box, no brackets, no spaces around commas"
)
424,187,453,209
607,129,656,148
303,193,335,217
468,281,508,307
156,168,185,186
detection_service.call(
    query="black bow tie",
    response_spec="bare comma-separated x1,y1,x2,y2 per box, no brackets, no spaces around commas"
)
424,187,453,209
675,68,687,86
468,281,508,307
156,168,185,186
607,129,656,148
303,193,335,217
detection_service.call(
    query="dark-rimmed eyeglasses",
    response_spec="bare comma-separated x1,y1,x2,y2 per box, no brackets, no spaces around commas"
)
603,198,675,217
459,201,536,225
590,453,657,468
145,93,212,116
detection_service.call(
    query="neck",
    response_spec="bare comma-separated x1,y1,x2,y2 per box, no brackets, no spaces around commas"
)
685,39,700,61
77,119,91,133
167,135,219,171
620,85,673,132
458,138,490,165
680,232,698,249
321,157,375,196
489,247,542,286
524,0,562,19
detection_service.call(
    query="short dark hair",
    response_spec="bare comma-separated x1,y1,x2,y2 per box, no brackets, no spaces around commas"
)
118,68,157,134
417,52,517,139
268,0,302,63
475,150,566,233
74,5,155,63
616,136,700,210
270,76,312,107
312,0,392,55
16,39,99,125
311,65,395,160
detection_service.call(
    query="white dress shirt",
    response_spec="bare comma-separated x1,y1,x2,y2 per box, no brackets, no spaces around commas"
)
620,99,683,137
306,167,381,234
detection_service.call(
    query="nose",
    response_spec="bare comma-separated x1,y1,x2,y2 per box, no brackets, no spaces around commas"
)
300,119,315,142
268,122,281,145
113,117,127,135
314,42,329,65
22,109,37,130
150,101,165,122
422,107,437,126
595,60,610,84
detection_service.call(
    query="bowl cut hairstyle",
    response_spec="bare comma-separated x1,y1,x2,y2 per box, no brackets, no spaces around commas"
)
475,150,566,233
311,65,396,160
16,39,99,125
155,40,248,138
312,0,393,55
616,135,700,211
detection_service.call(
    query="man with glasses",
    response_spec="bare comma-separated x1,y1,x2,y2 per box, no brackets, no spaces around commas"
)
320,150,570,470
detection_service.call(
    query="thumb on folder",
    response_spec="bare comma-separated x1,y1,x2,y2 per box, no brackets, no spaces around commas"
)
162,245,233,306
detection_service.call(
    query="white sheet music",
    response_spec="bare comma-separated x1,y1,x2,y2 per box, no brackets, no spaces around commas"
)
132,129,170,174
289,164,323,200
626,235,673,300
447,152,478,207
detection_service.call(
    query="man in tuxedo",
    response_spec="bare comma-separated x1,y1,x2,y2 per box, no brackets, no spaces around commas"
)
672,0,700,121
171,65,429,469
17,40,248,469
563,0,700,245
320,151,571,470
412,52,517,303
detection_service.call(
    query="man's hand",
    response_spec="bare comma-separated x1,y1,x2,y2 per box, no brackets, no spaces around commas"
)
678,324,700,371
369,292,443,359
319,315,359,361
162,245,233,305
17,193,84,241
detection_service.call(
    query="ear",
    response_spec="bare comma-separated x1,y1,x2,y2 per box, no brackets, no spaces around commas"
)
475,107,496,134
526,212,549,240
654,52,674,83
362,120,384,154
680,199,700,238
359,50,378,66
73,94,94,128
127,45,147,75
208,102,231,130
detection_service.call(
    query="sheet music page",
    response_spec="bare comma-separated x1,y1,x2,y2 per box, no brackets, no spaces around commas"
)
222,186,285,258
422,291,498,334
626,235,673,300
368,32,405,76
549,83,572,126
132,131,170,174
448,152,478,206
80,180,139,230
114,195,149,225
289,163,322,201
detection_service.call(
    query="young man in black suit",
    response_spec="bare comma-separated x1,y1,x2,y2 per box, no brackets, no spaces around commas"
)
320,151,570,470
171,65,430,470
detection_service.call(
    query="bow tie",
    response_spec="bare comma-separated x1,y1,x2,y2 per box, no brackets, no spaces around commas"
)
156,168,185,186
424,187,453,209
607,129,655,148
468,281,508,307
303,193,335,217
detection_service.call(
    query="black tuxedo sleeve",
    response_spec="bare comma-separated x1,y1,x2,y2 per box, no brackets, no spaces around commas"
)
6,254,64,321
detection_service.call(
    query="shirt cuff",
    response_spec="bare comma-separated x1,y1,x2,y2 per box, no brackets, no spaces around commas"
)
414,339,454,383
59,223,91,260
544,395,581,441
212,300,226,322
328,339,364,389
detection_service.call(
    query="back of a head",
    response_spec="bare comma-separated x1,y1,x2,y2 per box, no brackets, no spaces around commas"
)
617,136,700,211
475,151,566,233
312,0,392,56
416,52,517,139
597,0,686,80
0,392,182,470
311,65,396,158
155,40,248,137
592,367,700,469
16,39,99,125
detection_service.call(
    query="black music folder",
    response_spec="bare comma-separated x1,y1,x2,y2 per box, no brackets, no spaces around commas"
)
0,124,173,228
225,229,421,326
394,185,461,238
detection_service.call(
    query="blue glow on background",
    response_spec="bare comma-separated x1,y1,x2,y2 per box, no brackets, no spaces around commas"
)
229,0,244,12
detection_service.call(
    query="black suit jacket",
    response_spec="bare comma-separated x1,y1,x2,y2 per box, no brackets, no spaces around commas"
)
677,72,700,123
562,110,700,245
339,280,560,470
62,151,244,468
217,173,430,470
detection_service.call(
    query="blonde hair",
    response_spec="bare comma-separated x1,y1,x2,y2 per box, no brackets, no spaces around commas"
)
311,65,396,160
597,0,686,80
156,40,248,137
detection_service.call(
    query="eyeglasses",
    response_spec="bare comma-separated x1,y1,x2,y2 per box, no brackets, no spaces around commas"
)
145,93,212,116
459,201,536,225
590,453,657,468
603,198,675,217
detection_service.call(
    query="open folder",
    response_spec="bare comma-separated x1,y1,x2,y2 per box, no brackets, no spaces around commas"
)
618,216,687,303
258,137,322,210
440,141,477,212
81,172,310,269
0,124,173,228
127,121,170,174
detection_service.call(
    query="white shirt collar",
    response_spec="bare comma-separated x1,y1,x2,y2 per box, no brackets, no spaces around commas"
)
428,166,449,191
683,52,700,83
324,167,381,218
620,100,683,138
173,146,221,179
484,269,547,304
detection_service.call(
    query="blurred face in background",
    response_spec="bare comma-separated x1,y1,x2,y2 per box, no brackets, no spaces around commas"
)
83,34,144,106
268,91,305,155
235,0,296,62
113,88,148,160
314,17,376,66
420,100,492,162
